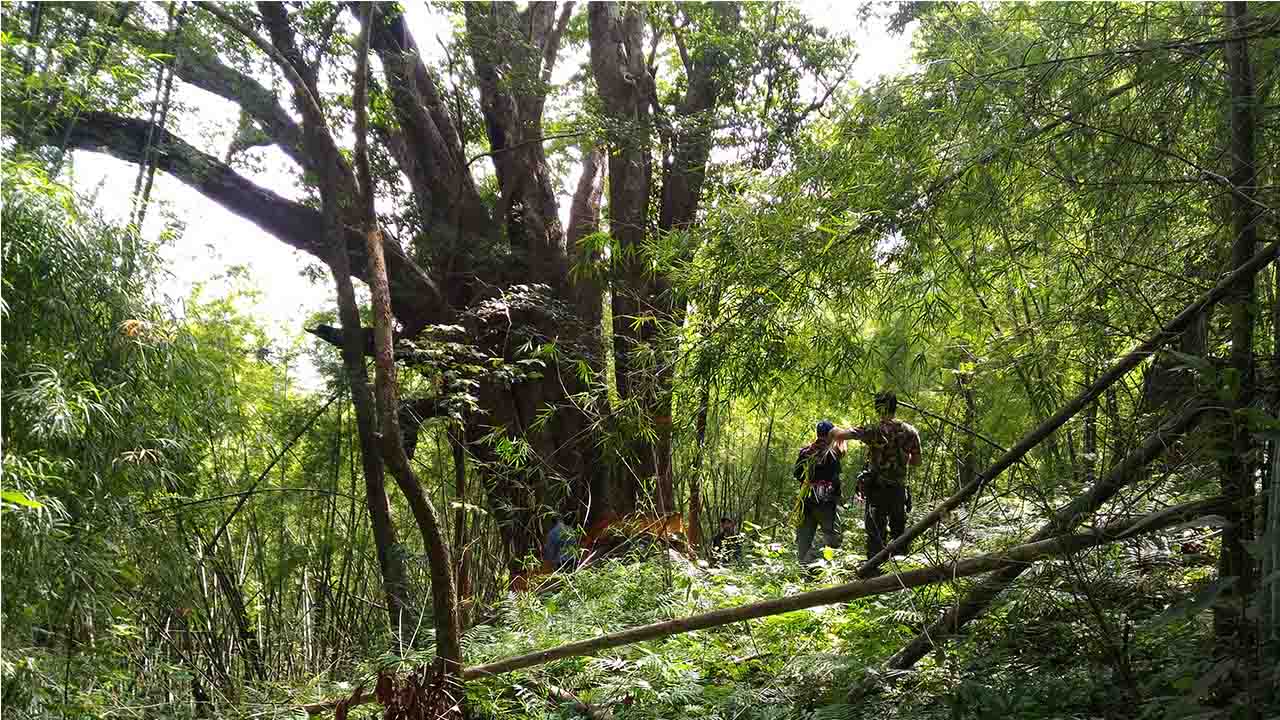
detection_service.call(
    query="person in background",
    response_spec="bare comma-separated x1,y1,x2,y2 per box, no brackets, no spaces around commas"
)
710,516,743,565
544,513,577,572
829,391,922,559
793,420,845,564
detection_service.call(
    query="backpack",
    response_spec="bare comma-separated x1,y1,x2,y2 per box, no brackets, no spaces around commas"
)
796,444,841,504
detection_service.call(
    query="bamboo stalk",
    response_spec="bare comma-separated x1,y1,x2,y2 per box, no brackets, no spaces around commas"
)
857,239,1279,578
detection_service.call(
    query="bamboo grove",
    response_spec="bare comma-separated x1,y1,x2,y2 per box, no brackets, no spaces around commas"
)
2,2,1278,719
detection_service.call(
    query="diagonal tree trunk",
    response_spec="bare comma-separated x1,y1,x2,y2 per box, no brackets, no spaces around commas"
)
882,401,1208,674
856,238,1280,579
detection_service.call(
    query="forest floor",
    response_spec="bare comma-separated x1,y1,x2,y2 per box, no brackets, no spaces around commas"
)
292,499,1237,720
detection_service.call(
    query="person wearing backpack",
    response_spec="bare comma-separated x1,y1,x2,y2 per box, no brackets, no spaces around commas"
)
831,391,922,559
793,419,846,564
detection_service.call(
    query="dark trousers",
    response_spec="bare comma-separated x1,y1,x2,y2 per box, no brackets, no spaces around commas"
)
797,501,840,563
864,481,908,558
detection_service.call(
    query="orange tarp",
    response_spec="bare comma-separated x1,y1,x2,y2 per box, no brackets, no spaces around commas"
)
508,512,689,593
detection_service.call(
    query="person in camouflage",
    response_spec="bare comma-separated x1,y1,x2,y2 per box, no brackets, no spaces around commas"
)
830,391,922,559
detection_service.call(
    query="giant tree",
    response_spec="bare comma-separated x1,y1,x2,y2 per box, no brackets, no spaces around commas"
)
3,0,851,647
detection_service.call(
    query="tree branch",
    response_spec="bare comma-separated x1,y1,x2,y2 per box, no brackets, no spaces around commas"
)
299,495,1230,716
46,111,442,326
60,1,309,169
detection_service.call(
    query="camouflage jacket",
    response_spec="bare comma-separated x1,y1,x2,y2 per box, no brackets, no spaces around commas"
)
848,419,921,482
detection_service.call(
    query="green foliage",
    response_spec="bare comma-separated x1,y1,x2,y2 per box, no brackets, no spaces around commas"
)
0,159,406,717
3,1,1279,718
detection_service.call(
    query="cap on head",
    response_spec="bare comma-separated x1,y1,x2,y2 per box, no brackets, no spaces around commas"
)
875,390,898,416
816,419,835,437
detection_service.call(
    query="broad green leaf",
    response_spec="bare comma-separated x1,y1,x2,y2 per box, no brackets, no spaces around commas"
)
1,490,43,509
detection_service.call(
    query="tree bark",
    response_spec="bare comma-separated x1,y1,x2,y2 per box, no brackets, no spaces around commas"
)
365,2,492,301
364,221,464,673
568,147,607,332
465,1,571,287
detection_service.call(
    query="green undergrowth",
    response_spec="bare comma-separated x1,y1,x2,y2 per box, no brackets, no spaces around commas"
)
444,520,1247,720
6,505,1256,720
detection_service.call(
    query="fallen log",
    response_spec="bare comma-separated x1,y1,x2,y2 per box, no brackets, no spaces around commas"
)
297,495,1228,716
857,239,1279,578
882,399,1209,673
461,496,1231,680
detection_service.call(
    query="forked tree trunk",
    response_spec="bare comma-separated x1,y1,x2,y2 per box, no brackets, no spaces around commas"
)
589,2,739,516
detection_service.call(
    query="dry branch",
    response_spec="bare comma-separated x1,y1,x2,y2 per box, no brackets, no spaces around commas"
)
884,399,1209,671
857,238,1279,578
300,496,1228,716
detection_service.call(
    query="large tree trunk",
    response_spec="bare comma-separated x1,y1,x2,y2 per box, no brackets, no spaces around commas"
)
454,1,608,561
565,146,612,525
588,2,739,516
650,5,739,514
589,1,657,515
